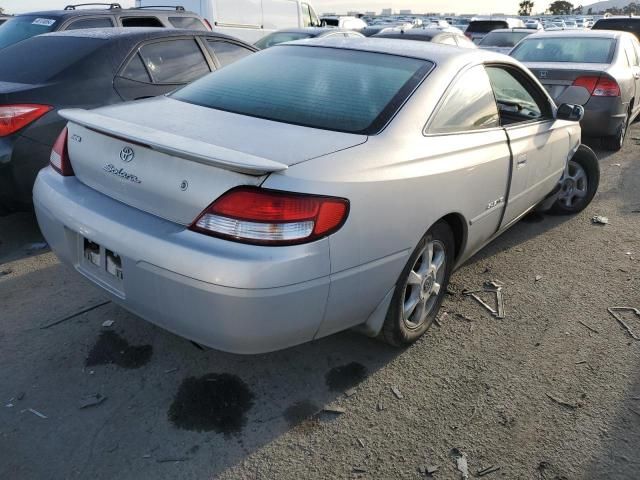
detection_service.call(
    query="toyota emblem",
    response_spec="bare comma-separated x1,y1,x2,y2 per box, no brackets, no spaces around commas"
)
120,146,135,163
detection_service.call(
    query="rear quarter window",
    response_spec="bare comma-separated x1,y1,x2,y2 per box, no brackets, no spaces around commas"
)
206,40,253,67
169,16,207,30
139,39,210,83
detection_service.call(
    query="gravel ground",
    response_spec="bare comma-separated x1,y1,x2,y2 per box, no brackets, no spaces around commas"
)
1,127,639,480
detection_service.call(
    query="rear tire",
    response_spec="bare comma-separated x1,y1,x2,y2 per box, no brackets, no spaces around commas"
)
601,109,629,151
380,221,454,347
549,145,599,215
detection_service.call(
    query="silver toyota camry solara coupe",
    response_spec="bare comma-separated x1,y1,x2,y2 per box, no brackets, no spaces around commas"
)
34,38,599,354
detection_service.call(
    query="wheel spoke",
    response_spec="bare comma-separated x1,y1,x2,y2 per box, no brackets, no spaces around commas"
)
426,242,434,270
432,250,445,273
575,188,587,198
407,270,422,285
432,282,441,296
412,298,427,324
404,295,420,319
572,169,587,184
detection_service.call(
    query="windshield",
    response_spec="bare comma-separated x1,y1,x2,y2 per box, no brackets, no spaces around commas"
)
511,37,616,63
0,15,59,50
0,36,105,83
254,31,315,49
479,31,530,47
467,21,508,33
172,45,433,135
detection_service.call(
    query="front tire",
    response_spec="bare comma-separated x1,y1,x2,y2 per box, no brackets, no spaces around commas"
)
381,221,454,347
549,145,599,215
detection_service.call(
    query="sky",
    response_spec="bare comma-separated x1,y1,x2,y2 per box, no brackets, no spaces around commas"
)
1,0,560,16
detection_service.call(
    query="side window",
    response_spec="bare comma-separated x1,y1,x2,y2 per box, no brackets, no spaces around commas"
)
485,66,548,125
206,40,252,67
139,39,210,84
120,52,151,83
121,16,164,27
169,16,207,31
429,65,499,134
301,3,313,27
634,39,640,65
66,17,115,30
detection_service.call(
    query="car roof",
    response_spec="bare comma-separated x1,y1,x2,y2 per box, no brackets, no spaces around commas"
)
286,36,507,65
525,29,627,39
375,28,456,37
272,27,353,35
16,8,198,21
485,28,533,33
38,27,244,44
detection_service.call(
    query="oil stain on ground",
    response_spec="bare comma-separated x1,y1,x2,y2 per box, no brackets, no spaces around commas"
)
283,399,320,426
325,362,368,391
85,331,152,369
168,373,254,434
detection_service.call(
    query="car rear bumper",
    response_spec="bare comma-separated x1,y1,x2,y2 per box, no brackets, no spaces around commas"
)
581,96,628,137
33,167,332,354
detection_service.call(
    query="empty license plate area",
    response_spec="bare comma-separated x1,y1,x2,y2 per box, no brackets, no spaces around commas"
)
79,236,125,295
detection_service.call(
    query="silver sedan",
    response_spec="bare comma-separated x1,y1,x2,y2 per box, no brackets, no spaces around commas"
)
34,38,599,354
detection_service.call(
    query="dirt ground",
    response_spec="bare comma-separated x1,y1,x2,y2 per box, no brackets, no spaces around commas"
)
1,126,639,480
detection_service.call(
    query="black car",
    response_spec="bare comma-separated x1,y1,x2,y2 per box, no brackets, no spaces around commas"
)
373,28,476,48
0,28,256,210
0,3,209,50
592,17,640,41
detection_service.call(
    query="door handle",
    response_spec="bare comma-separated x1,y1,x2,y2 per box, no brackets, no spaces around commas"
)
517,154,527,168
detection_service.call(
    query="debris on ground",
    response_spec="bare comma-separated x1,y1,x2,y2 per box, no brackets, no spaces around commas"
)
464,281,505,319
377,398,384,411
477,465,501,477
40,301,111,329
450,448,469,480
535,275,543,282
435,311,447,327
25,242,48,251
591,216,609,225
78,393,107,409
164,368,178,374
352,466,367,473
578,320,599,334
27,408,47,419
17,392,25,401
156,457,189,463
357,438,365,448
545,393,578,410
345,388,357,398
391,386,403,400
607,307,640,340
101,320,114,328
322,406,346,415
456,313,474,322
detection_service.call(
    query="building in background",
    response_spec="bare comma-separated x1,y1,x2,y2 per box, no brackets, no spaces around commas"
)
381,8,392,15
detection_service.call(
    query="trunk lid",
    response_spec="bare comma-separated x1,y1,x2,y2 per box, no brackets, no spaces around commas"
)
61,97,367,225
523,62,610,103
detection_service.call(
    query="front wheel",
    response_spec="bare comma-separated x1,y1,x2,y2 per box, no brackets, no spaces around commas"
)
549,145,600,215
380,221,454,347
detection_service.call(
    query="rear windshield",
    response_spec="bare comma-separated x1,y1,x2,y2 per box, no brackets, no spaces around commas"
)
479,31,530,47
593,19,640,39
0,15,59,50
0,36,105,83
511,37,616,63
172,45,432,134
254,31,314,49
467,21,508,33
322,19,339,26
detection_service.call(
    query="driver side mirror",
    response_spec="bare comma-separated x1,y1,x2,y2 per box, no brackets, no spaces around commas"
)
556,103,585,122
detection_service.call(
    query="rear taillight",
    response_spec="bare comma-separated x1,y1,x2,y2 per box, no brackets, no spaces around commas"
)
190,187,349,245
572,75,620,97
0,104,52,137
204,18,213,30
50,127,74,176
